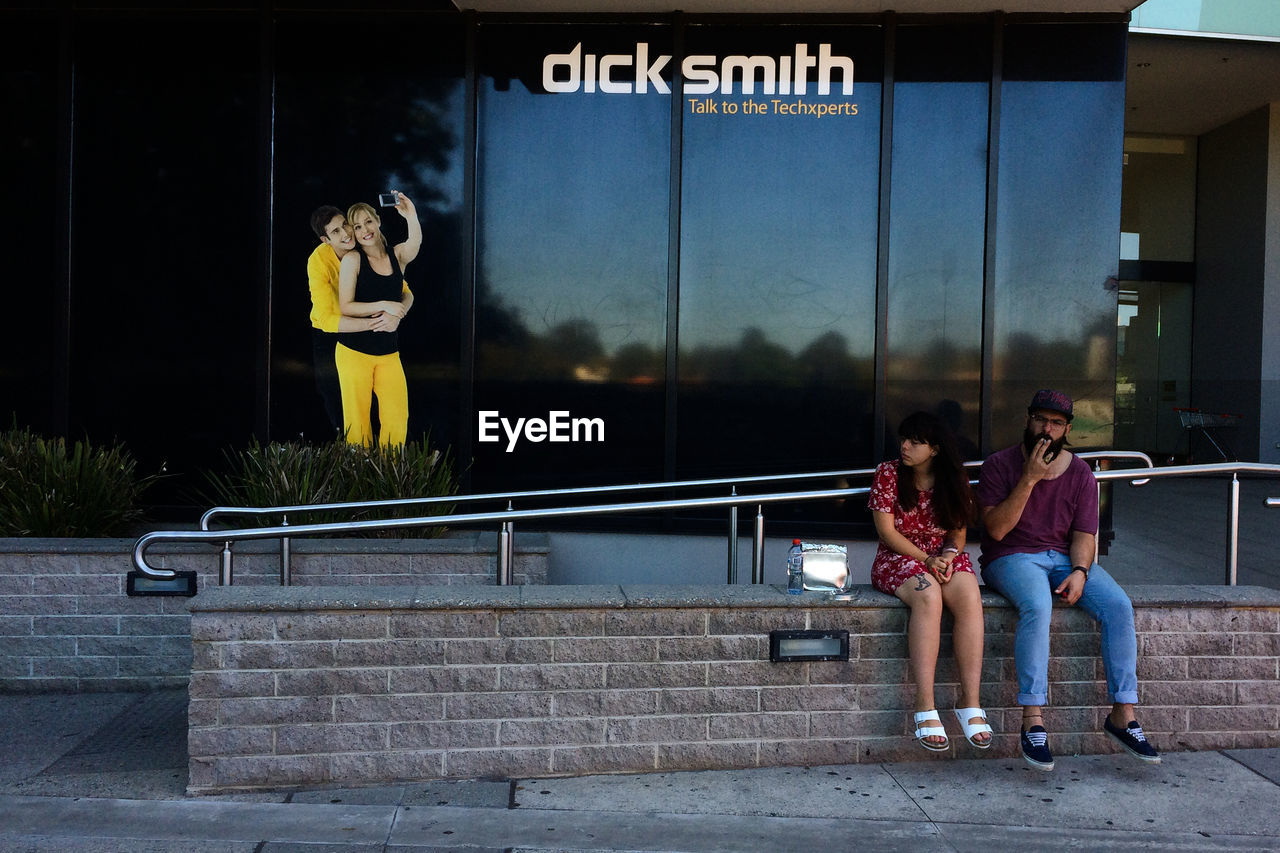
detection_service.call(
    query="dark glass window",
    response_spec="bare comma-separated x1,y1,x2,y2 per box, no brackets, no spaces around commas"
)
69,15,260,506
0,13,59,433
2,10,1141,526
677,25,883,478
274,13,466,452
474,23,673,490
992,22,1126,449
885,24,990,459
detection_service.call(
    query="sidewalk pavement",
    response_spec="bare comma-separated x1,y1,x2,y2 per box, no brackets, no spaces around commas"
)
3,689,1280,851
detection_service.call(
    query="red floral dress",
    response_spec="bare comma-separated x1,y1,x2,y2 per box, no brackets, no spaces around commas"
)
867,460,974,595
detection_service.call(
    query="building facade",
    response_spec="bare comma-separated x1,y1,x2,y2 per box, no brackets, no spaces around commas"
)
3,0,1274,525
1119,0,1280,464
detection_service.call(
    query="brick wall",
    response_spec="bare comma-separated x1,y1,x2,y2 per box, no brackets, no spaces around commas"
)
0,535,548,693
186,583,1280,794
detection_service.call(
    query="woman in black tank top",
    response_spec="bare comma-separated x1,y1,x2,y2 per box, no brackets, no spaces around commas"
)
340,233,405,358
335,195,421,446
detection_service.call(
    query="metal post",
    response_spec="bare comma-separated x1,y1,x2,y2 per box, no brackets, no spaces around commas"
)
727,487,739,584
1095,472,1102,564
751,504,765,584
498,523,512,585
497,500,514,585
1094,459,1115,557
280,514,291,586
220,541,234,586
1226,473,1240,585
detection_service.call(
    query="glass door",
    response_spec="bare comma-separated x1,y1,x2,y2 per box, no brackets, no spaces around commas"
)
1116,280,1193,459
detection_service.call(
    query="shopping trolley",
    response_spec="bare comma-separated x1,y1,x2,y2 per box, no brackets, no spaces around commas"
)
1173,406,1243,461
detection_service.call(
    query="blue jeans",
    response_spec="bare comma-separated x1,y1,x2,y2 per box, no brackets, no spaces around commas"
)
981,550,1139,706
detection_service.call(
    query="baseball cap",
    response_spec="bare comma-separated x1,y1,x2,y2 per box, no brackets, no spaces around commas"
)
1028,389,1073,421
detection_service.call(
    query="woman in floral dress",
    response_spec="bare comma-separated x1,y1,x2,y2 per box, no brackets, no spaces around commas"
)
868,411,990,752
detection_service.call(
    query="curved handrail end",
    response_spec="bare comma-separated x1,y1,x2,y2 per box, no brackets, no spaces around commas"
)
132,532,178,580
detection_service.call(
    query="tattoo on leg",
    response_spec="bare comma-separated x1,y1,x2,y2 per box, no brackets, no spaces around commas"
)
914,575,932,591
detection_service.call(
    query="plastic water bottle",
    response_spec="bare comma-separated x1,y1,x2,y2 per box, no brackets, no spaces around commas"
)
786,539,804,594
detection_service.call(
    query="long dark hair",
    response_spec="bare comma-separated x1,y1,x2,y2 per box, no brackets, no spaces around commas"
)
895,411,976,531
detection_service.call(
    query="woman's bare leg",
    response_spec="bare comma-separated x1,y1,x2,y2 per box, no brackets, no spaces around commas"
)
896,573,945,746
941,572,989,745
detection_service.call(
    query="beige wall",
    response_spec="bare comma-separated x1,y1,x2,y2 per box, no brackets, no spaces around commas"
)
186,584,1280,793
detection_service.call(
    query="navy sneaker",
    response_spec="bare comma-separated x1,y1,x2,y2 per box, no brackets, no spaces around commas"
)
1020,725,1054,771
1104,717,1161,764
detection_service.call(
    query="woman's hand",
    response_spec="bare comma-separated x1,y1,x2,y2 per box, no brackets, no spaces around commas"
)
924,554,954,583
393,192,416,219
391,192,423,269
937,549,958,582
378,300,406,319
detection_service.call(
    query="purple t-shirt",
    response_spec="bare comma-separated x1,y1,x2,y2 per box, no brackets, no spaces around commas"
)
976,444,1099,567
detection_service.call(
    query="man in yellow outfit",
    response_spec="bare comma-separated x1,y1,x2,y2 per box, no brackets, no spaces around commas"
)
306,206,411,436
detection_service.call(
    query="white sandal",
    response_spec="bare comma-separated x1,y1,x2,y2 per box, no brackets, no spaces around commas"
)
913,710,950,752
954,707,992,749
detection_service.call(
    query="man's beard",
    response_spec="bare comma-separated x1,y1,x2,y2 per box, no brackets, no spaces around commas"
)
1023,427,1068,461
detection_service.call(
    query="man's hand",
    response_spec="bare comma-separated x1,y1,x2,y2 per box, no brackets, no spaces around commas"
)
1055,569,1086,605
1023,436,1055,483
369,312,400,332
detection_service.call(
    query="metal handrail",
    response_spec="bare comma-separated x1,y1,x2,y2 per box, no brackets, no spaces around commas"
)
196,450,1153,530
1086,461,1277,482
184,451,1156,585
199,467,878,531
133,451,1179,585
197,465,894,585
135,485,864,584
1083,461,1280,585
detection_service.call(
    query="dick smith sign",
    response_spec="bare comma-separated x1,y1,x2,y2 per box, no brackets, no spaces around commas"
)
542,42,858,114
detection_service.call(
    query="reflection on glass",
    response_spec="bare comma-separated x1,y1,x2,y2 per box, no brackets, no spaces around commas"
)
474,23,672,489
69,16,260,502
885,25,990,458
11,11,1143,529
1115,280,1192,456
0,15,58,432
992,22,1126,449
273,15,466,450
678,25,883,476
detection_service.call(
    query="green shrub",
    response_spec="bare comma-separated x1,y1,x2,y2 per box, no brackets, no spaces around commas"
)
204,436,457,538
0,426,154,537
202,438,343,515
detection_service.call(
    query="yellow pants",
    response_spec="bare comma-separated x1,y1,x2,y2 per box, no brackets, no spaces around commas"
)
334,342,408,447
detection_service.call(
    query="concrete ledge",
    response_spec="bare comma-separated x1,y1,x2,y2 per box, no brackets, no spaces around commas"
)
0,531,551,557
186,582,1280,793
0,534,549,693
187,582,1280,612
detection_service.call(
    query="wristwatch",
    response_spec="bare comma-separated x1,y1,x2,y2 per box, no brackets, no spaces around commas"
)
1071,565,1090,579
